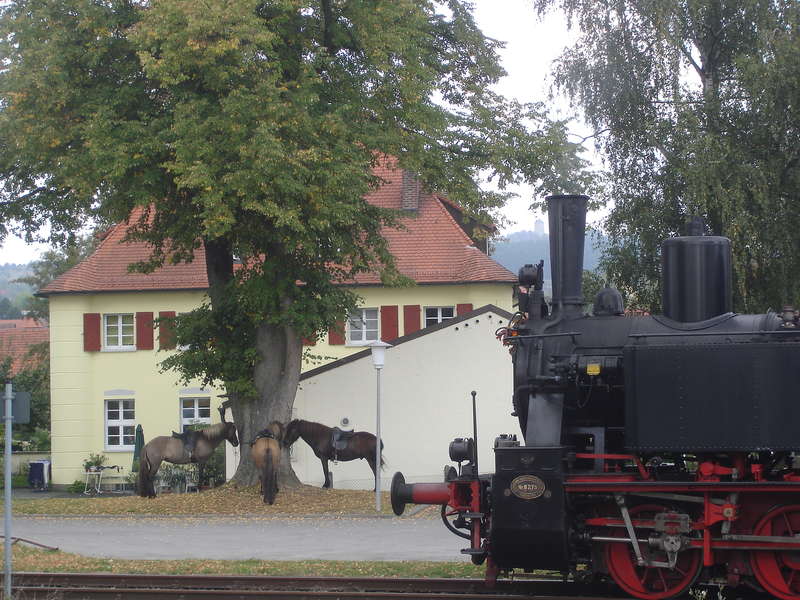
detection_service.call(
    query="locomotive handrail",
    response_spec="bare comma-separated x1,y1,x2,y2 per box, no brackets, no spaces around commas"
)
628,329,800,338
506,332,583,340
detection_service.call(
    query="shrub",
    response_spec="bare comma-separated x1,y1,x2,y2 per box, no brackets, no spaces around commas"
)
201,445,226,487
28,428,51,451
67,480,85,494
158,463,196,493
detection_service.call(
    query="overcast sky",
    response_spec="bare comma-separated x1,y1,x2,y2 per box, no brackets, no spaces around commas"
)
0,1,580,265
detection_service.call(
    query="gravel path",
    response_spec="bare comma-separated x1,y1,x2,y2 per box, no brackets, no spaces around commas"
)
3,515,469,562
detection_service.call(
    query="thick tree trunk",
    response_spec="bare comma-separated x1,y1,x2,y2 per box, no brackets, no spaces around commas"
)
203,238,303,487
230,320,303,487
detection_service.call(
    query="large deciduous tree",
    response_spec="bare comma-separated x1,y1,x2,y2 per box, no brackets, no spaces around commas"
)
534,0,800,311
1,0,583,484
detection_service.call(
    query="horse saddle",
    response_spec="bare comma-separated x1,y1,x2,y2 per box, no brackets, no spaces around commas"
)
172,430,199,462
249,428,276,446
331,427,354,452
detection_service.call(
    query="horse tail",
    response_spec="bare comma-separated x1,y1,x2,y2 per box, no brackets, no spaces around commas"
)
263,449,277,505
379,439,386,470
138,448,156,498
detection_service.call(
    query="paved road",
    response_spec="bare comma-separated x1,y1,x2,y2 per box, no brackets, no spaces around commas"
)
3,515,470,562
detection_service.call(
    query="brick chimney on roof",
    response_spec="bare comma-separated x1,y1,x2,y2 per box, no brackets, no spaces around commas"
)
401,170,421,211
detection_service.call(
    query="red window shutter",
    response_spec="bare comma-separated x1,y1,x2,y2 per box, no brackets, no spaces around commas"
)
136,312,154,350
158,311,176,350
403,305,421,336
302,336,316,346
83,313,101,352
381,305,399,341
329,321,345,345
456,303,473,316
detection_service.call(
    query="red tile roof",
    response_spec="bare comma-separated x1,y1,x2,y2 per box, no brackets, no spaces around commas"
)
0,326,48,376
0,318,45,329
40,162,514,295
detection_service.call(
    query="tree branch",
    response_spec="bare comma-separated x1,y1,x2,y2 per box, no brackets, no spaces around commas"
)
320,0,337,54
569,128,609,144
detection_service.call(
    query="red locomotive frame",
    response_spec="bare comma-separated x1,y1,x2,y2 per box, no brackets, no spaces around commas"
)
397,453,800,600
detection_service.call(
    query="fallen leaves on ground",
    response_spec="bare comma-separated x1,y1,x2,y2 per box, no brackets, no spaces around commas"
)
4,545,482,578
10,484,435,517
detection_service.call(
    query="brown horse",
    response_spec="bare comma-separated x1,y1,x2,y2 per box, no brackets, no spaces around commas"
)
138,417,239,498
250,421,284,504
284,419,384,489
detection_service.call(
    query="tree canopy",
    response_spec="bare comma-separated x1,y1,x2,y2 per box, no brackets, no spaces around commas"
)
0,0,585,482
534,0,800,312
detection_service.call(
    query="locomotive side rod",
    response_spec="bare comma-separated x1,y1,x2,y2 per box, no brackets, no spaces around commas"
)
589,535,800,550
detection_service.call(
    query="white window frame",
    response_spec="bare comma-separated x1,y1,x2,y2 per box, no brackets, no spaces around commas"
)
346,307,379,345
180,397,212,432
105,399,135,451
424,306,455,328
103,313,135,350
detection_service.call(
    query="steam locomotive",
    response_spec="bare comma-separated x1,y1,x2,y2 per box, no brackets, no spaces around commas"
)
390,194,800,600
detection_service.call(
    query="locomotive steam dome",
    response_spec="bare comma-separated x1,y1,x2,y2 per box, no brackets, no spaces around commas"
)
661,223,732,322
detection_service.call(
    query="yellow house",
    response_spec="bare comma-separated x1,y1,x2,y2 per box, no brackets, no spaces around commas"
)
39,163,516,487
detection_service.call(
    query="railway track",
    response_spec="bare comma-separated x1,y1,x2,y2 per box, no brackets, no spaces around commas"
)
2,572,626,599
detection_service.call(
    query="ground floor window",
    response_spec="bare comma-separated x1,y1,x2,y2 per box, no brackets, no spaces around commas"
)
181,397,211,432
424,306,455,327
105,399,135,449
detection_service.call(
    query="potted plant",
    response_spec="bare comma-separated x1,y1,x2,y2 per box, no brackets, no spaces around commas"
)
82,452,107,472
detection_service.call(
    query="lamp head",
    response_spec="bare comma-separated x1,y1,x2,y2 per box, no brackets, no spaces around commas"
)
367,340,392,369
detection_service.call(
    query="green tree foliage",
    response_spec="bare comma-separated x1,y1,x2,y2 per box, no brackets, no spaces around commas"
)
0,344,50,439
534,0,800,312
14,235,97,322
0,297,22,319
581,268,605,313
0,0,585,483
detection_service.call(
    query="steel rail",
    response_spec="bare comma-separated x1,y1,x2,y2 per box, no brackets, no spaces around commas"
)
4,572,625,599
5,587,622,600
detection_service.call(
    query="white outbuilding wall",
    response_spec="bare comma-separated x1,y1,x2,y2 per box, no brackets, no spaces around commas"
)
289,306,519,489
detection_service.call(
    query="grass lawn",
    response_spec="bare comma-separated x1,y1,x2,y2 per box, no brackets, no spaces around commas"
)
11,484,430,517
4,545,483,578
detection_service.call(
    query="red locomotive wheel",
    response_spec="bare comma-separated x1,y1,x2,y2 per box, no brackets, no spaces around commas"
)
751,505,800,600
605,504,702,600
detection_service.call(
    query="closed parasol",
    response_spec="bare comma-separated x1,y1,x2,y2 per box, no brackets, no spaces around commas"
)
132,424,145,471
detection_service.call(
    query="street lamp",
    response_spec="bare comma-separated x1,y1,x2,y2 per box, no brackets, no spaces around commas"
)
367,340,392,511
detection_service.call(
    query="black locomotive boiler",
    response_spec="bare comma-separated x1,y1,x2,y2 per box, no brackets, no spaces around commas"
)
390,194,800,600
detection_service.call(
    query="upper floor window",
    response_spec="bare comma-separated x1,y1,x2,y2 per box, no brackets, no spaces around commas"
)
347,308,379,344
181,397,211,432
425,306,454,327
104,313,134,349
105,399,135,450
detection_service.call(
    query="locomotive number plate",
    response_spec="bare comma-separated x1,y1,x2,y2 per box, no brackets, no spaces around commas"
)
510,475,546,500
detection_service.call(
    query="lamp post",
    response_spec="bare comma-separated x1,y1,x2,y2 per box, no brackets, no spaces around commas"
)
367,340,391,512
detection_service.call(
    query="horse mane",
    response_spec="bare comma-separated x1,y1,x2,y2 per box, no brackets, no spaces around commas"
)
290,419,330,439
199,422,228,442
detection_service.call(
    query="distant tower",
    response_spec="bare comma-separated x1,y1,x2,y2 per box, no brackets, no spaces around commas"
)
534,219,545,235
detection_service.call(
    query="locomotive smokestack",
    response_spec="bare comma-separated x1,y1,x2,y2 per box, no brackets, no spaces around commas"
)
547,194,589,317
